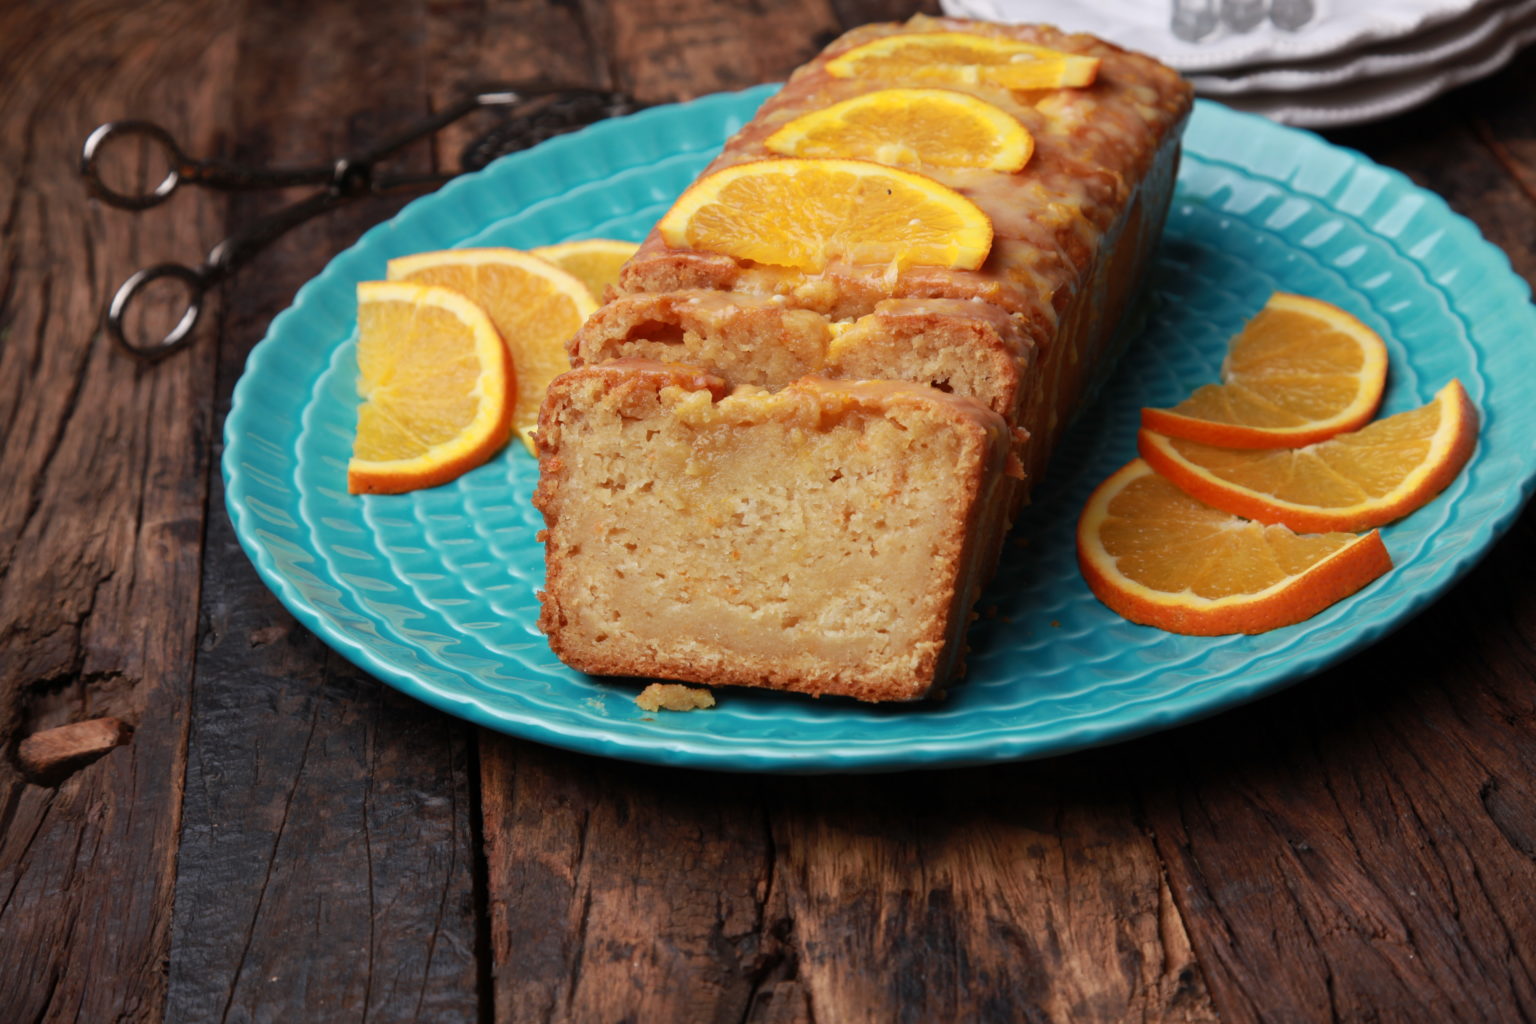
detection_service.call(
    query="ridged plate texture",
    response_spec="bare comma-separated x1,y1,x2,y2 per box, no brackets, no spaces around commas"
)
224,89,1536,772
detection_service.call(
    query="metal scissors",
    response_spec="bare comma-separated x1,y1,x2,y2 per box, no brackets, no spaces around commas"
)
81,87,642,360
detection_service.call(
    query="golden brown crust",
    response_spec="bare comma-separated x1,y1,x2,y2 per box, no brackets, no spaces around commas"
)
569,290,831,387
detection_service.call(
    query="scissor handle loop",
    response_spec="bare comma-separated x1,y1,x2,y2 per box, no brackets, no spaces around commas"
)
80,121,187,211
106,263,208,360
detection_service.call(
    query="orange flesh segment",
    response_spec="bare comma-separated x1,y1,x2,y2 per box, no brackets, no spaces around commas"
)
531,239,639,301
354,300,483,456
349,281,513,494
387,248,598,454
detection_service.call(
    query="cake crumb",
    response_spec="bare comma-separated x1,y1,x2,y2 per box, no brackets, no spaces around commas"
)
635,683,717,712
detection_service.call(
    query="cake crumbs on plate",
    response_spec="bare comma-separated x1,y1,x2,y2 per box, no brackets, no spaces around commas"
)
635,683,717,712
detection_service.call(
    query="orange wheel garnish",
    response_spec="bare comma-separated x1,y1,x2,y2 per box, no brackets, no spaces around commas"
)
1077,460,1393,635
825,32,1100,90
764,88,1033,172
348,281,513,494
530,238,639,302
1142,293,1390,449
1139,380,1478,533
656,158,993,273
387,248,598,454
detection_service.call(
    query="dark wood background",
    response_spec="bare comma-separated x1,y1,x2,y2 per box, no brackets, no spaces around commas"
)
2,1,1534,1020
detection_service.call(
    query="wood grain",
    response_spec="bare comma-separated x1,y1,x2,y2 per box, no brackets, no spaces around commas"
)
162,1,479,1021
0,2,233,1020
2,1,1534,1022
478,742,1222,1024
425,0,607,169
765,757,1218,1023
1143,523,1536,1023
480,739,776,1022
584,0,843,105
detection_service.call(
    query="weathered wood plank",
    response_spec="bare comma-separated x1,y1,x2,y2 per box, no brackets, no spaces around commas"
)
169,588,480,1023
581,0,843,104
763,755,1217,1024
1144,513,1536,1023
163,1,479,1020
480,738,777,1022
0,2,234,1019
425,0,609,170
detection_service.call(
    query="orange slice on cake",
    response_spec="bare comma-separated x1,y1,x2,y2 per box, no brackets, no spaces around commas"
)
1077,459,1392,635
825,32,1100,90
1142,293,1390,449
764,88,1033,172
1139,380,1478,533
656,158,993,272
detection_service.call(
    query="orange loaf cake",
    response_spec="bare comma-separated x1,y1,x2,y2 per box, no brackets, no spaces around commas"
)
536,17,1192,701
534,361,1016,702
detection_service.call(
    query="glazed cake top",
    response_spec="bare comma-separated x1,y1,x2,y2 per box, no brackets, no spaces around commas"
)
618,15,1194,327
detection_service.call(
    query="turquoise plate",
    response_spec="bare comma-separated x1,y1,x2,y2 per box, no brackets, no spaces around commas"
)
224,89,1536,772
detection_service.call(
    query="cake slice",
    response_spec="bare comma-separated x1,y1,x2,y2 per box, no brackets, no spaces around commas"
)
534,361,1016,702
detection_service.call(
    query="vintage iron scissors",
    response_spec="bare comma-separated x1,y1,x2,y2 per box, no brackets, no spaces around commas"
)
81,87,641,360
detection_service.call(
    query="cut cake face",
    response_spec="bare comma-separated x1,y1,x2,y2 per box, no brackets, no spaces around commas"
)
534,361,1015,702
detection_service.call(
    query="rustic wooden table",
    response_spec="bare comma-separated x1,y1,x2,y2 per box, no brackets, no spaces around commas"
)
4,1,1535,1021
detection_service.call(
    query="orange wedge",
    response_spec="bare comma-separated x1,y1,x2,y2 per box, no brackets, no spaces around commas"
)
1077,460,1392,635
530,238,639,302
349,281,513,495
764,88,1033,172
656,158,993,273
1140,380,1478,533
826,32,1100,90
387,248,598,452
1142,293,1390,448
